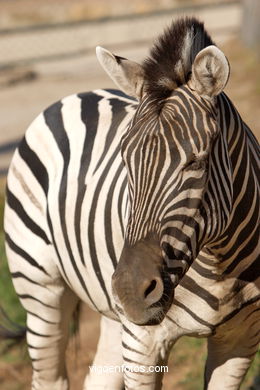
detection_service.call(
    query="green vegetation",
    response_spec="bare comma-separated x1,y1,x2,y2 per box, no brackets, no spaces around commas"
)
168,337,259,390
0,186,26,326
0,230,26,326
0,184,27,370
167,337,206,390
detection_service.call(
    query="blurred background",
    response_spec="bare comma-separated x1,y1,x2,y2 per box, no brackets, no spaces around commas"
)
0,0,259,389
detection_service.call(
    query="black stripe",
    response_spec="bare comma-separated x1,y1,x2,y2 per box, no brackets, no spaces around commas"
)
105,89,136,101
122,341,145,355
27,326,52,337
171,99,196,154
122,324,148,346
172,300,215,329
11,271,41,285
180,275,219,310
44,100,97,308
93,98,129,173
18,137,49,195
163,227,192,253
6,187,50,245
104,162,125,269
178,86,213,114
28,344,50,350
244,307,260,323
191,261,218,280
32,366,58,373
88,145,129,308
222,93,241,151
27,310,59,325
31,355,58,362
238,258,260,283
215,295,260,328
88,177,113,308
118,176,127,237
123,355,149,367
222,228,259,274
5,233,49,276
205,183,219,241
75,92,103,266
46,205,70,285
18,294,57,309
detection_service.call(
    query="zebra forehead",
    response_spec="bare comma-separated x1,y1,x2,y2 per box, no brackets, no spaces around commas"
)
143,17,214,101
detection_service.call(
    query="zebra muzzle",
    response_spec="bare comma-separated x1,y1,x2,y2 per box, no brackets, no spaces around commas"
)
112,237,174,325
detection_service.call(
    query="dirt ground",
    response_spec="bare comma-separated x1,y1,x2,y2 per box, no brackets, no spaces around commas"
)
0,35,259,390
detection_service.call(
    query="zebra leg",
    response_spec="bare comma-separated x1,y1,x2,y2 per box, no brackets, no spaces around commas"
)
204,308,260,390
121,320,171,390
27,282,78,390
84,315,124,390
6,240,78,390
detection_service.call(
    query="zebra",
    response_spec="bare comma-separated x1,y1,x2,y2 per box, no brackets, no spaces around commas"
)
3,17,259,390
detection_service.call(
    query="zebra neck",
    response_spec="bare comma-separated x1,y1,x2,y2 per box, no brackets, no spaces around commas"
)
202,111,234,247
204,93,259,266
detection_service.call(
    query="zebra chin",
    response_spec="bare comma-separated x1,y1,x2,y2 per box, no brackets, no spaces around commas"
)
115,302,171,326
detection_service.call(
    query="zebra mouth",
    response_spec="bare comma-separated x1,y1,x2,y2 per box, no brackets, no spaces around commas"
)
115,303,169,326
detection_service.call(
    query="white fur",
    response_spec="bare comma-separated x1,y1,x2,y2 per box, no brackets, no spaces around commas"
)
189,45,230,98
96,46,144,99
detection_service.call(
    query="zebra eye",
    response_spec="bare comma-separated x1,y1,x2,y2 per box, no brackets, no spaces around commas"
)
185,157,207,171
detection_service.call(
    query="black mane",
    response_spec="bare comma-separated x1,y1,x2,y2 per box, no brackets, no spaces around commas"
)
143,17,214,100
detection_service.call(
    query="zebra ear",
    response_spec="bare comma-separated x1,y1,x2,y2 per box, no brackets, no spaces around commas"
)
189,45,230,98
96,46,144,99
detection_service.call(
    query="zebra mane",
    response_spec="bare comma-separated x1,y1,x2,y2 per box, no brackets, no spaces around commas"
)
143,17,215,100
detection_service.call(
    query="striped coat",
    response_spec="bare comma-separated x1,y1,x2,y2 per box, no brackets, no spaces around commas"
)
4,17,260,390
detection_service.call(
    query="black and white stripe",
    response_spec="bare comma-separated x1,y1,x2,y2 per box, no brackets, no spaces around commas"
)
4,18,259,390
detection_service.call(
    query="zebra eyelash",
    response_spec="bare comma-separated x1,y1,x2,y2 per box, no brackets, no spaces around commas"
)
184,155,208,171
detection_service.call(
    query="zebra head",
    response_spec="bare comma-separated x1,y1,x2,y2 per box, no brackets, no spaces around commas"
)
97,18,230,325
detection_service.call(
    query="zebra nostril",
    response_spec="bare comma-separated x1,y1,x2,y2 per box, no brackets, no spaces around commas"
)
143,277,164,306
144,279,157,299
